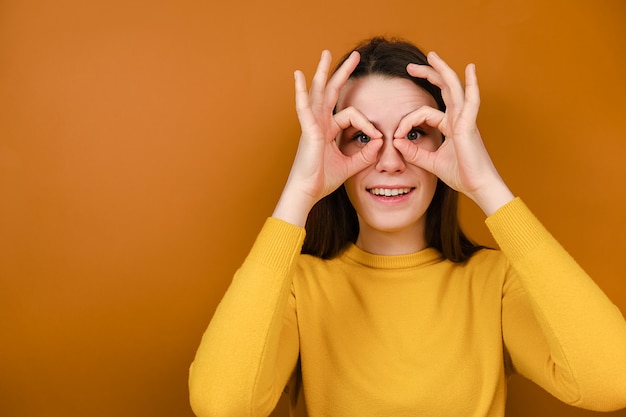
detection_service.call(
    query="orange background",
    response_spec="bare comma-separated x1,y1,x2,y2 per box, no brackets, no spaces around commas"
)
1,0,625,416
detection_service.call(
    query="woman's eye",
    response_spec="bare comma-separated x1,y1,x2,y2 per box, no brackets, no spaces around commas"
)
352,132,371,144
407,128,424,141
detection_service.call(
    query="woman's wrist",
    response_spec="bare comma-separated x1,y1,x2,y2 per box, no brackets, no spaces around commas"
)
468,177,515,217
272,185,317,228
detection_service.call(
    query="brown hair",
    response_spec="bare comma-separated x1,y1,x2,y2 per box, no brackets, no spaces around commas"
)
301,37,484,262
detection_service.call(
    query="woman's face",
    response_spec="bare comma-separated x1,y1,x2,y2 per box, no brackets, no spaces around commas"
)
336,75,443,252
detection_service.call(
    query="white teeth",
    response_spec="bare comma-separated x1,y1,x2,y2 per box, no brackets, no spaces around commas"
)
369,188,412,196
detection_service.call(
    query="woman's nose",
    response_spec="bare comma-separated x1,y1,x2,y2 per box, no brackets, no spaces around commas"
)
375,138,406,173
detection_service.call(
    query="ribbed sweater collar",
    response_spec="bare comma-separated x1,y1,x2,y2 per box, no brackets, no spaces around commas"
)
341,244,443,270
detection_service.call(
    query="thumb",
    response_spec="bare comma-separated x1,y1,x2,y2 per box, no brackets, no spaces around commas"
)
393,139,437,174
344,139,383,177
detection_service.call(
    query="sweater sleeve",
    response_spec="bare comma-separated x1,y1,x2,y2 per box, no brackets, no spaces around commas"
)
489,198,626,411
189,218,306,417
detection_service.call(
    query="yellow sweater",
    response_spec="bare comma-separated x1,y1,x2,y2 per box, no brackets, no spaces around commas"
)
189,198,626,416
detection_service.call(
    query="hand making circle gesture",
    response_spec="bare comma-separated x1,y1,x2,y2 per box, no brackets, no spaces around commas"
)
393,52,512,214
286,51,383,208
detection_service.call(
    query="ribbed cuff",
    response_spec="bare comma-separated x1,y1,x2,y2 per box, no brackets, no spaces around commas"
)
246,217,307,272
485,197,552,261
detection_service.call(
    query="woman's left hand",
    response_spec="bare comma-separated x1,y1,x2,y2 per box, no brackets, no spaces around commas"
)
392,52,514,216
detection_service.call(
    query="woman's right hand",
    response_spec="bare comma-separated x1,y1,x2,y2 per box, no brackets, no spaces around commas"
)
273,50,383,227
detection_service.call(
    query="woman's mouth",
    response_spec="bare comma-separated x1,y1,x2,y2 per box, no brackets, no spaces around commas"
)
367,187,414,197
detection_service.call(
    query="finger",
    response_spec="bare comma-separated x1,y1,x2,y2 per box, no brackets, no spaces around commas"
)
428,52,465,117
461,63,480,123
294,70,317,130
407,52,465,119
309,50,333,112
394,106,445,138
323,51,360,111
344,138,383,176
406,64,444,88
407,62,461,119
393,138,437,174
428,52,463,96
294,70,308,111
334,106,382,140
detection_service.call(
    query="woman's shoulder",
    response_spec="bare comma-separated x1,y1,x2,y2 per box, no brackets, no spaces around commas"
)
459,247,512,280
295,250,345,272
467,247,505,263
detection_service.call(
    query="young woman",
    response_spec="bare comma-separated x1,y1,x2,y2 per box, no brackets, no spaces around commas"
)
189,37,626,417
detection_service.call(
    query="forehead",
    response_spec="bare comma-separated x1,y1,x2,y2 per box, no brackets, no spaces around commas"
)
336,75,437,123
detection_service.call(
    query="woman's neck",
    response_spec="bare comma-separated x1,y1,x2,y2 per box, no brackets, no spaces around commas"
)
355,222,428,256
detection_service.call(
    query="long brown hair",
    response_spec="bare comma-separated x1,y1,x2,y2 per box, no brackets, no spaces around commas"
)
301,37,484,262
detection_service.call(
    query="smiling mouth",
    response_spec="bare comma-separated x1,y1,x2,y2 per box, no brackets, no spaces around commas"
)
367,187,414,197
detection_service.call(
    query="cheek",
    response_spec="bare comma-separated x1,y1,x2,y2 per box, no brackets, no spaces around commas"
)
343,174,365,210
412,167,439,198
424,173,440,202
423,168,439,186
